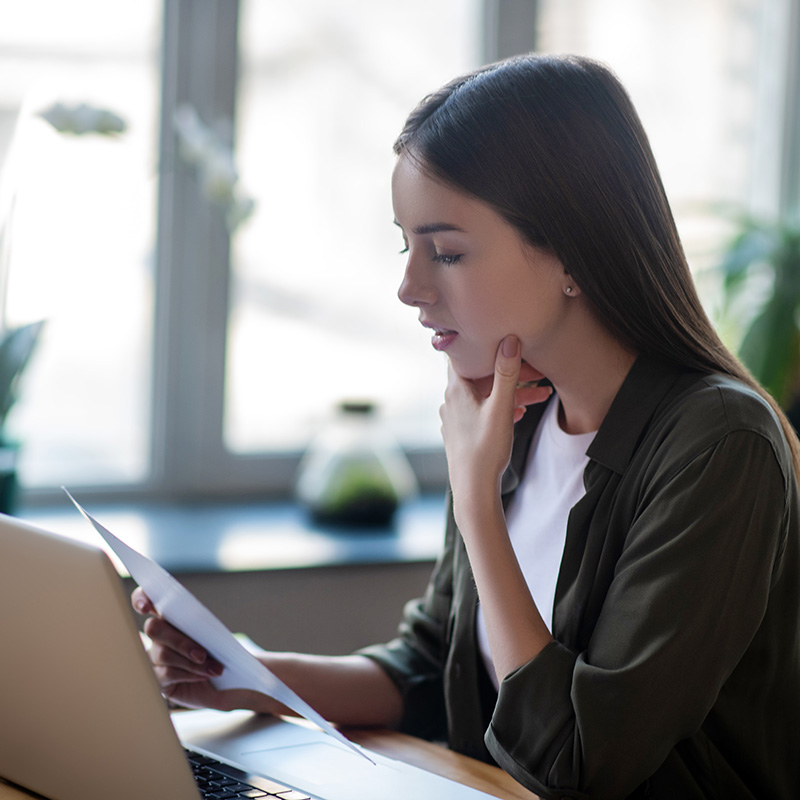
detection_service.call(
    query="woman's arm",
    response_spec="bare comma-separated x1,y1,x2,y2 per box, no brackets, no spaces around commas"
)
484,427,791,798
260,650,404,727
439,336,554,682
454,492,553,684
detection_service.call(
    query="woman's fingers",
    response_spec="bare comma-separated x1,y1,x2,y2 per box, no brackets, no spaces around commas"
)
488,335,523,409
514,358,552,419
160,681,226,709
517,360,545,385
515,360,551,410
132,588,225,680
131,586,155,615
150,653,214,689
471,356,548,404
129,587,246,713
143,615,224,679
514,382,553,414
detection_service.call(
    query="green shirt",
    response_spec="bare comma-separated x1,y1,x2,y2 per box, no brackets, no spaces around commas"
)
360,356,800,799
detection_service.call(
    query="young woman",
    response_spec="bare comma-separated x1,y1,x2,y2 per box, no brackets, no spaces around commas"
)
134,55,800,799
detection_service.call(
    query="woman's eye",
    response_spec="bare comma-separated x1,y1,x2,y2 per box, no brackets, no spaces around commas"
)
433,253,463,266
399,245,409,255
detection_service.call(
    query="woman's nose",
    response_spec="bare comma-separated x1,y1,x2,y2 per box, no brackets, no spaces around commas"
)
397,257,436,307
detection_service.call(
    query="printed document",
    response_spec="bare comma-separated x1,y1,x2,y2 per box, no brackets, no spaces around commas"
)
63,488,372,763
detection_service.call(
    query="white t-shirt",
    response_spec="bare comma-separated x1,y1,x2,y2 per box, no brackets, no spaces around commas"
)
476,397,596,689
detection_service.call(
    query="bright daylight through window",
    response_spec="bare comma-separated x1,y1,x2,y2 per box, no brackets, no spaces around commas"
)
225,0,479,455
0,1,160,488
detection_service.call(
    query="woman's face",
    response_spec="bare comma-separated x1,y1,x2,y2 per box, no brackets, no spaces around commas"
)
393,154,573,380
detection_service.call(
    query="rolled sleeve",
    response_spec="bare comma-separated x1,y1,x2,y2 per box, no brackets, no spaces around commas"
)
358,597,449,739
357,495,457,740
487,641,587,799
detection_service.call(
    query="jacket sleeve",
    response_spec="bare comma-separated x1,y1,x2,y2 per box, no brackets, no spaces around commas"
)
485,429,790,799
356,493,457,740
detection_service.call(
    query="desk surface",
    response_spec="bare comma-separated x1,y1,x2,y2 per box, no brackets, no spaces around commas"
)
0,726,540,800
345,727,541,800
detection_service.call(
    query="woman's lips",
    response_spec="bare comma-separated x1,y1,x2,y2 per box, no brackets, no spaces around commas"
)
420,319,458,351
431,329,458,351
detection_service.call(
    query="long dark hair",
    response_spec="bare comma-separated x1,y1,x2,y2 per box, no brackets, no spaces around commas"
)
395,53,800,478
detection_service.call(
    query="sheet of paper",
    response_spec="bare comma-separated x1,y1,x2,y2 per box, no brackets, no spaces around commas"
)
63,488,373,764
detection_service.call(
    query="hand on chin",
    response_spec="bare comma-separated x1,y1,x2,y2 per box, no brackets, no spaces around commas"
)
451,358,547,399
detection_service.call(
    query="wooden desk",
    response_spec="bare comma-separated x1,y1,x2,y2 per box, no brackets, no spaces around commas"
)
345,727,541,800
0,727,541,800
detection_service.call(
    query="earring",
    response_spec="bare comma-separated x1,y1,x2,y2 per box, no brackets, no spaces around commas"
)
565,286,573,294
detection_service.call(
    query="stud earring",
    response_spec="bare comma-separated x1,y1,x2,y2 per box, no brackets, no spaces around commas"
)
565,286,573,294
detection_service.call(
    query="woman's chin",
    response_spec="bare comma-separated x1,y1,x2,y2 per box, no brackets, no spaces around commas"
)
448,355,495,382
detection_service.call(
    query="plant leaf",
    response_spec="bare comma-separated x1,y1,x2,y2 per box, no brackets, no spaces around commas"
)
739,296,800,407
719,226,777,295
0,321,45,430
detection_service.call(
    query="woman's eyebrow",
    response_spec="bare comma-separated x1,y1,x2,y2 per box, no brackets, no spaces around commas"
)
393,220,465,235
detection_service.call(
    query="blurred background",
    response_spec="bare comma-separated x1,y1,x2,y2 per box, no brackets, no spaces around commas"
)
0,0,798,507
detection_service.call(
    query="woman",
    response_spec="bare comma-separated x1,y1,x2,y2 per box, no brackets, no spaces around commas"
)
134,55,800,799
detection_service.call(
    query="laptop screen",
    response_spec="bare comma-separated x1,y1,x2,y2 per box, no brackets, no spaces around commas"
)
0,514,199,800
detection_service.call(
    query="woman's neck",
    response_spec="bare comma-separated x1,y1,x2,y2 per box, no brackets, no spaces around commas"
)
536,317,637,436
555,356,635,434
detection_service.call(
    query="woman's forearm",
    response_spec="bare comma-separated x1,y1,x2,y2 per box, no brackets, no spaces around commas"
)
457,493,553,683
257,652,404,728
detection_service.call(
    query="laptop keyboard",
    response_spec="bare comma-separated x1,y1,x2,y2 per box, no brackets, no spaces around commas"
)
186,749,314,800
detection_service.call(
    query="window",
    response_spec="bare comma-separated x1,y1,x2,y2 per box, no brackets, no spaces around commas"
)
2,0,797,504
226,0,480,457
0,1,161,488
3,0,490,501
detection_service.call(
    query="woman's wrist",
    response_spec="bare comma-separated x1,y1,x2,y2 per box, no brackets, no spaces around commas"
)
452,482,505,538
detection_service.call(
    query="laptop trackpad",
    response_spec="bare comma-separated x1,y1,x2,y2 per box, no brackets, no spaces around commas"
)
241,741,396,788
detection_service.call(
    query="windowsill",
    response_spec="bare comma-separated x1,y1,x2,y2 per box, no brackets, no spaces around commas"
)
18,493,447,575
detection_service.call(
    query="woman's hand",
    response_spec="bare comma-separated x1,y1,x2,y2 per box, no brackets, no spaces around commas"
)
131,587,278,713
441,337,555,678
441,335,551,516
131,587,404,725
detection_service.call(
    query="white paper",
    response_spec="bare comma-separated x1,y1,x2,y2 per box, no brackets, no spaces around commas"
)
63,488,372,764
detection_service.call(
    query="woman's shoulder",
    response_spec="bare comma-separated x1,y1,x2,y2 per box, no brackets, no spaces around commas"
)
647,370,793,480
591,358,791,480
668,371,780,438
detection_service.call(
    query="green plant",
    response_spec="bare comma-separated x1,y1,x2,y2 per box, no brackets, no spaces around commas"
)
0,320,44,444
718,217,800,408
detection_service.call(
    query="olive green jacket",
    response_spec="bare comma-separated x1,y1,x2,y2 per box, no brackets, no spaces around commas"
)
360,357,800,799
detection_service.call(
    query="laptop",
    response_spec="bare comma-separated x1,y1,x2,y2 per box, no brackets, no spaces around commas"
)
0,513,499,800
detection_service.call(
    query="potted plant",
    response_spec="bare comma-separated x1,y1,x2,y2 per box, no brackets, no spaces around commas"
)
0,320,44,514
717,215,800,415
